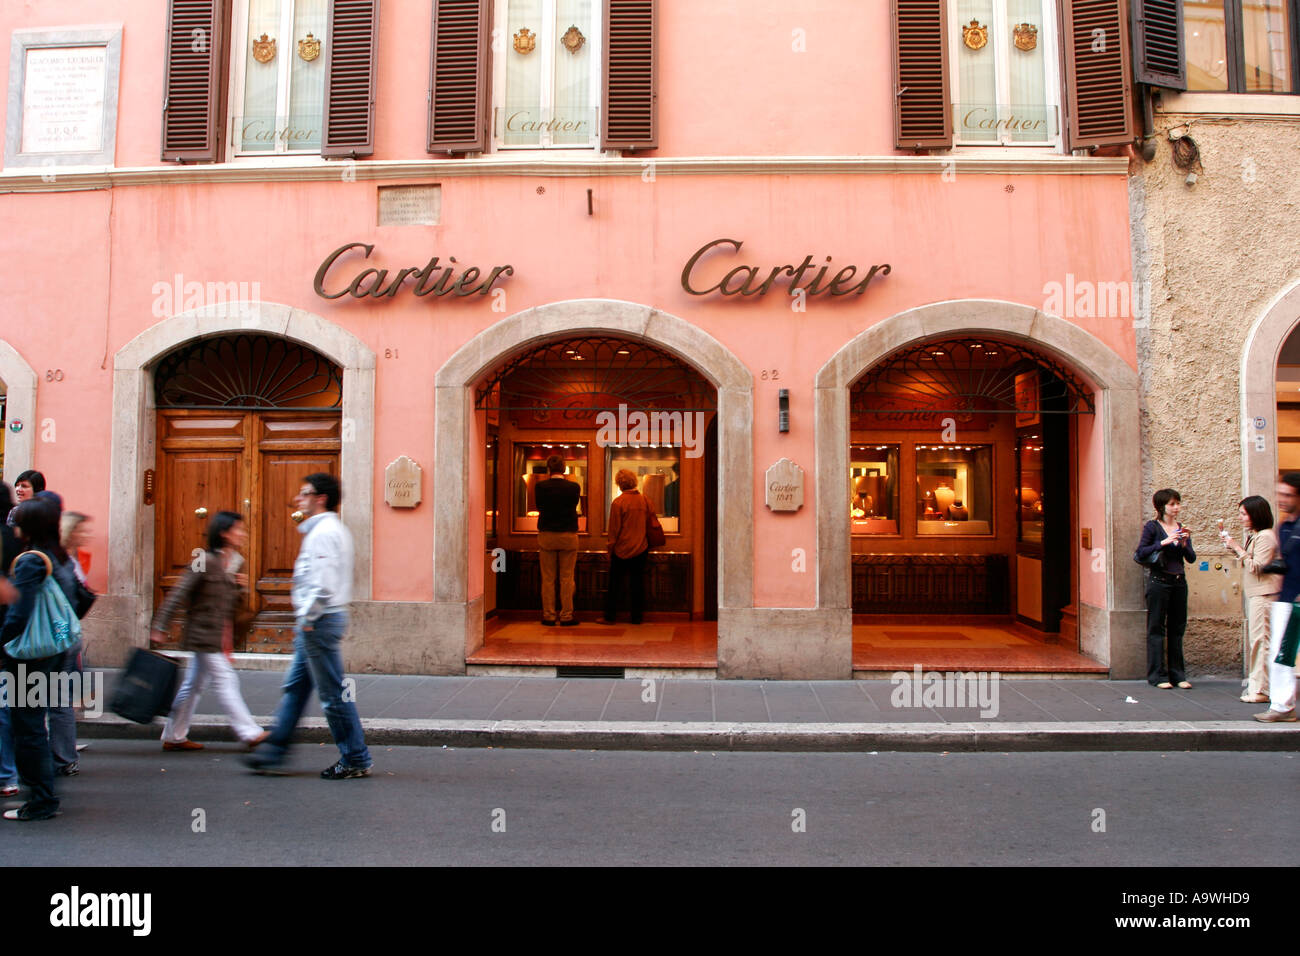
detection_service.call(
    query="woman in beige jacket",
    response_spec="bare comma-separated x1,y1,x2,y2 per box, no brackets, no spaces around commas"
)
1221,495,1282,703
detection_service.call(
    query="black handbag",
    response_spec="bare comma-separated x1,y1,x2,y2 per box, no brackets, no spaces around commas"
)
109,648,181,724
72,580,96,619
1133,547,1162,567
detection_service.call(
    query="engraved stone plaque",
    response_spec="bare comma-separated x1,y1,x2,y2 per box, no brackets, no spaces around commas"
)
384,455,423,508
377,185,441,227
765,458,804,512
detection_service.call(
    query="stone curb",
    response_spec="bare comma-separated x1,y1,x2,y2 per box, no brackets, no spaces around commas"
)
76,715,1300,753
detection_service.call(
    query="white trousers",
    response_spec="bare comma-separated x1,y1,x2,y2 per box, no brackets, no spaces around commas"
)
1266,602,1298,714
161,652,263,743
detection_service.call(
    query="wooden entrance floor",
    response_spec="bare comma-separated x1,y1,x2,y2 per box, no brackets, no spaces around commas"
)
471,616,718,668
853,617,1107,674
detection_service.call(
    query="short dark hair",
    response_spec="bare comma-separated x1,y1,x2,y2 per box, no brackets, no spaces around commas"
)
207,510,245,553
303,473,341,511
1283,473,1300,493
13,496,67,564
1239,495,1274,531
545,454,565,475
1153,488,1181,518
15,470,45,494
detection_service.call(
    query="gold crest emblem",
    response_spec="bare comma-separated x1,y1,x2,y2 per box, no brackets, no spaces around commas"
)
513,27,536,55
561,25,586,55
1013,22,1038,52
298,32,321,62
252,33,276,64
962,19,988,51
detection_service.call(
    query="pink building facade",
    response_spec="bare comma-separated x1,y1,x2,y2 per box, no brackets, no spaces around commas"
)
0,0,1145,678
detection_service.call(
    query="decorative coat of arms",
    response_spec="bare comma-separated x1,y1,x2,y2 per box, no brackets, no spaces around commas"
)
514,27,536,54
561,25,586,55
252,33,276,64
298,32,321,62
1013,23,1038,52
962,19,988,51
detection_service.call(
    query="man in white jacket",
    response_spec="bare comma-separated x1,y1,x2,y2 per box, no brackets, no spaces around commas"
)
246,473,373,777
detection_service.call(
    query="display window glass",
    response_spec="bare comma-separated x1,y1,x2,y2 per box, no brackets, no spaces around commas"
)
512,442,587,533
604,446,680,534
850,445,900,534
1017,432,1044,545
915,444,993,535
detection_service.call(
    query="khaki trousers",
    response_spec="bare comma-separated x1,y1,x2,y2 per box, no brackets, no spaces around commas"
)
1245,594,1276,698
537,531,579,623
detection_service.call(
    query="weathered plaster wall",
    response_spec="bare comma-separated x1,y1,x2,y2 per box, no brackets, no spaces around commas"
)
1131,108,1300,676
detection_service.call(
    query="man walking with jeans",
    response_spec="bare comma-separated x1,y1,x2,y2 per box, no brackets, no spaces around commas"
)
247,473,373,777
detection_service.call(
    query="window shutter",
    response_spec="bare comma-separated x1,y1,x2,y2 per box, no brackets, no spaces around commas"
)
322,0,380,158
891,0,951,150
602,0,656,151
428,0,491,154
1131,0,1186,89
161,0,228,162
1058,0,1135,150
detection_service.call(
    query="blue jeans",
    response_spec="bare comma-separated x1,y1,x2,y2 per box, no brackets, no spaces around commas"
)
259,613,370,769
2,654,60,816
47,642,82,770
0,698,16,786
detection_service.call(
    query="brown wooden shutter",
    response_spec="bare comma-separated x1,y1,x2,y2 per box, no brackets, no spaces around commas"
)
428,0,491,154
891,0,951,151
161,0,229,162
602,0,656,151
1131,0,1186,89
322,0,380,158
1058,0,1135,150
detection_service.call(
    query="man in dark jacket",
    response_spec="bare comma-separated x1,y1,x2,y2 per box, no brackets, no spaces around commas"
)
1260,474,1300,721
534,454,581,626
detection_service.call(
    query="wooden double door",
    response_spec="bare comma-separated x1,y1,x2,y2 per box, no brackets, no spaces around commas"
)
154,408,341,651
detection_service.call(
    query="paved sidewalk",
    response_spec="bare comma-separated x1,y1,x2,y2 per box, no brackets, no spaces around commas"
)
74,668,1300,752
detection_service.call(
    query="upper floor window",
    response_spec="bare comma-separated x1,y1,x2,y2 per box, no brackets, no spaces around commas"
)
493,0,601,148
1184,0,1295,92
231,0,330,154
949,0,1061,145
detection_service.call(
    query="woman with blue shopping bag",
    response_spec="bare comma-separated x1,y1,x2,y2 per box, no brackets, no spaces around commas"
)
0,496,81,821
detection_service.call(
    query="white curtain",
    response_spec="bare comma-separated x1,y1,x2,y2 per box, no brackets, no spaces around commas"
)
288,0,328,151
956,0,996,142
552,0,594,145
241,0,282,151
1006,0,1048,142
504,0,544,145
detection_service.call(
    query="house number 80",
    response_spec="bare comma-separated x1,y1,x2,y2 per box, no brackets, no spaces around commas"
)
45,369,64,382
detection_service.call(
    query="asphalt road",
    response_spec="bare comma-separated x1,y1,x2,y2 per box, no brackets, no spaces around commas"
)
1,742,1296,866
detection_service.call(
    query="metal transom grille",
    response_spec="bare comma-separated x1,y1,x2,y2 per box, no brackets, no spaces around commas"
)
476,337,715,413
851,338,1095,415
154,335,342,409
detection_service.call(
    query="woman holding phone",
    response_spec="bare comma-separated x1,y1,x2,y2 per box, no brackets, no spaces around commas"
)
1134,489,1196,689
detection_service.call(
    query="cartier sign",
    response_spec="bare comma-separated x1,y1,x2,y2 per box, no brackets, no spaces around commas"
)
314,242,514,300
682,238,891,298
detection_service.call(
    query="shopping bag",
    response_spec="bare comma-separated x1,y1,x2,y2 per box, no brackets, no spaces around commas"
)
1277,603,1300,668
3,551,81,661
109,648,182,724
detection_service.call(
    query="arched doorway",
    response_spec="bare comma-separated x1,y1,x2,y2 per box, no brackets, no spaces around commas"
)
817,300,1144,677
433,299,753,676
1241,281,1300,502
845,334,1095,670
150,335,343,651
0,340,37,485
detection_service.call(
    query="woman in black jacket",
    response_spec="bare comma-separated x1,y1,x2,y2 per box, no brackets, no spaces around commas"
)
1134,488,1197,690
0,497,76,820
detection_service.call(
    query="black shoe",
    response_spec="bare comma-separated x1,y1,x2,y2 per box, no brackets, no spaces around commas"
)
3,806,60,821
55,763,78,777
321,761,371,780
541,619,557,627
244,755,289,776
559,618,581,626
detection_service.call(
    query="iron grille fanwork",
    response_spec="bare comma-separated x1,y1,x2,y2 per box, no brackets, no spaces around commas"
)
154,335,343,409
475,337,716,414
851,338,1095,415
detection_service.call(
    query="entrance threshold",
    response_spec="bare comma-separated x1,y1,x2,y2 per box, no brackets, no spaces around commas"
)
852,616,1108,676
471,613,718,671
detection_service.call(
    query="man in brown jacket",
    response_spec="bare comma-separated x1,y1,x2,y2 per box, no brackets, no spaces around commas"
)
604,469,650,624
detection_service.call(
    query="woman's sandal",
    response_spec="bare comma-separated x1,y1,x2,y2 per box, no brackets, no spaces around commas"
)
1157,682,1174,689
1177,681,1193,689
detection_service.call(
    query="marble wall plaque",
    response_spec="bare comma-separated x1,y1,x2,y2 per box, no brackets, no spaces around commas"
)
377,185,441,226
384,455,423,508
765,458,804,512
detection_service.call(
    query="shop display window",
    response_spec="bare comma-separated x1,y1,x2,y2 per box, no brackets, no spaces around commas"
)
915,444,993,535
512,442,587,533
486,438,498,539
604,446,680,534
850,445,900,534
1017,432,1044,545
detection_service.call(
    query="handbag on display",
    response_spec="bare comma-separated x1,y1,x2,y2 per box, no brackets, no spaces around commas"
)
109,648,182,724
644,496,666,549
3,551,82,661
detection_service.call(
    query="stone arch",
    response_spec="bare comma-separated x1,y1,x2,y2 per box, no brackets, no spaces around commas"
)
0,339,38,485
108,302,376,646
433,299,754,652
815,299,1142,671
1240,280,1300,502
